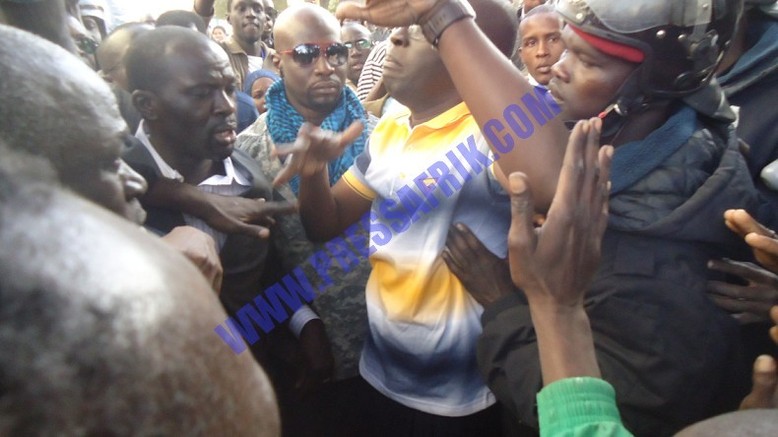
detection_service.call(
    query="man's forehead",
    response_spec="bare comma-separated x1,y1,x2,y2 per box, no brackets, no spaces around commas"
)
167,40,230,70
520,13,561,34
281,26,340,49
342,25,370,38
274,6,341,49
150,54,232,95
231,0,263,9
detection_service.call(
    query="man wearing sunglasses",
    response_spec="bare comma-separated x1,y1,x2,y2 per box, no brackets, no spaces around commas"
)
235,4,375,434
341,21,373,91
238,3,372,196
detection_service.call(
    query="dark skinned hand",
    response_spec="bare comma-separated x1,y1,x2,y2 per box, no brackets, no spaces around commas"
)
161,226,223,292
724,208,778,273
708,259,778,324
273,121,364,187
200,194,297,239
336,0,438,27
507,118,612,308
147,178,297,239
295,319,335,395
442,223,517,308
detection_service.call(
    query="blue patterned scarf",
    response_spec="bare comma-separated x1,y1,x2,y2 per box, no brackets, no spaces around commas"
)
265,80,368,194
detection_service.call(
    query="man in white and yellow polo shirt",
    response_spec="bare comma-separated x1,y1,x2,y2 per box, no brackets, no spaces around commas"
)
276,0,563,434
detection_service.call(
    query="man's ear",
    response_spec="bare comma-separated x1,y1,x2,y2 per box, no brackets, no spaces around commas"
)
132,90,158,121
272,52,282,71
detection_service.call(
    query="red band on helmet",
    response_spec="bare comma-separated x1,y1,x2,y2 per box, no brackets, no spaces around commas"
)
570,25,645,63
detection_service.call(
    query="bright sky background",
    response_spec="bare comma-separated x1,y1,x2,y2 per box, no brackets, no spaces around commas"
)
108,0,196,23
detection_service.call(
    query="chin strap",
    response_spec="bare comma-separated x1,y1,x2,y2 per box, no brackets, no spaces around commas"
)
597,67,650,140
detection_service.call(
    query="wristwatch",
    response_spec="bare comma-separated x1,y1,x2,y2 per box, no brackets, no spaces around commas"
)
419,0,476,47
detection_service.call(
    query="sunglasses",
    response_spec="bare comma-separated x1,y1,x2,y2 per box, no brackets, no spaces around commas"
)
279,42,349,67
343,38,372,51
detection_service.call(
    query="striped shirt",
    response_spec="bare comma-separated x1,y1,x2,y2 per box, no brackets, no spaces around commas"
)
356,39,388,101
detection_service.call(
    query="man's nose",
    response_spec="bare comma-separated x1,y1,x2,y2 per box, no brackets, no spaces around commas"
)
314,52,336,74
537,40,549,57
551,51,569,81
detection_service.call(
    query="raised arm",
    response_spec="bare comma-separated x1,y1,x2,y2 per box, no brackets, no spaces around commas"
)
193,0,215,27
337,0,569,211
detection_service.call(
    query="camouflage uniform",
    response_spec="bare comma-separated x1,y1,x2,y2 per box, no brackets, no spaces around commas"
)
237,113,375,379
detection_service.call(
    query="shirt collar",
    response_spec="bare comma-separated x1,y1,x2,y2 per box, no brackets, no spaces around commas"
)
134,120,249,186
224,37,267,58
406,101,472,131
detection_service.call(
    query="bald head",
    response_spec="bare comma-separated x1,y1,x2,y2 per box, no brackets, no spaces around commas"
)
0,24,145,221
125,26,227,93
0,24,124,159
96,22,153,90
273,3,340,51
269,4,347,119
0,151,280,435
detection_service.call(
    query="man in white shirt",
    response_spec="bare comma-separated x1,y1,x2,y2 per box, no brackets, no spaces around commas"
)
122,27,332,381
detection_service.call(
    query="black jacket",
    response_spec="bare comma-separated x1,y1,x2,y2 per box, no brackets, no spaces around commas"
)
478,106,759,436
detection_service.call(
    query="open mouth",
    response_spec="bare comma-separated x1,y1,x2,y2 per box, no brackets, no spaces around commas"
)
213,124,237,144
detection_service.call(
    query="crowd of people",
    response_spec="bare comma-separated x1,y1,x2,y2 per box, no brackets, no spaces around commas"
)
1,0,778,435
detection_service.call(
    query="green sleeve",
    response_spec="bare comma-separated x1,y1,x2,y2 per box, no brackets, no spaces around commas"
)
537,377,634,437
